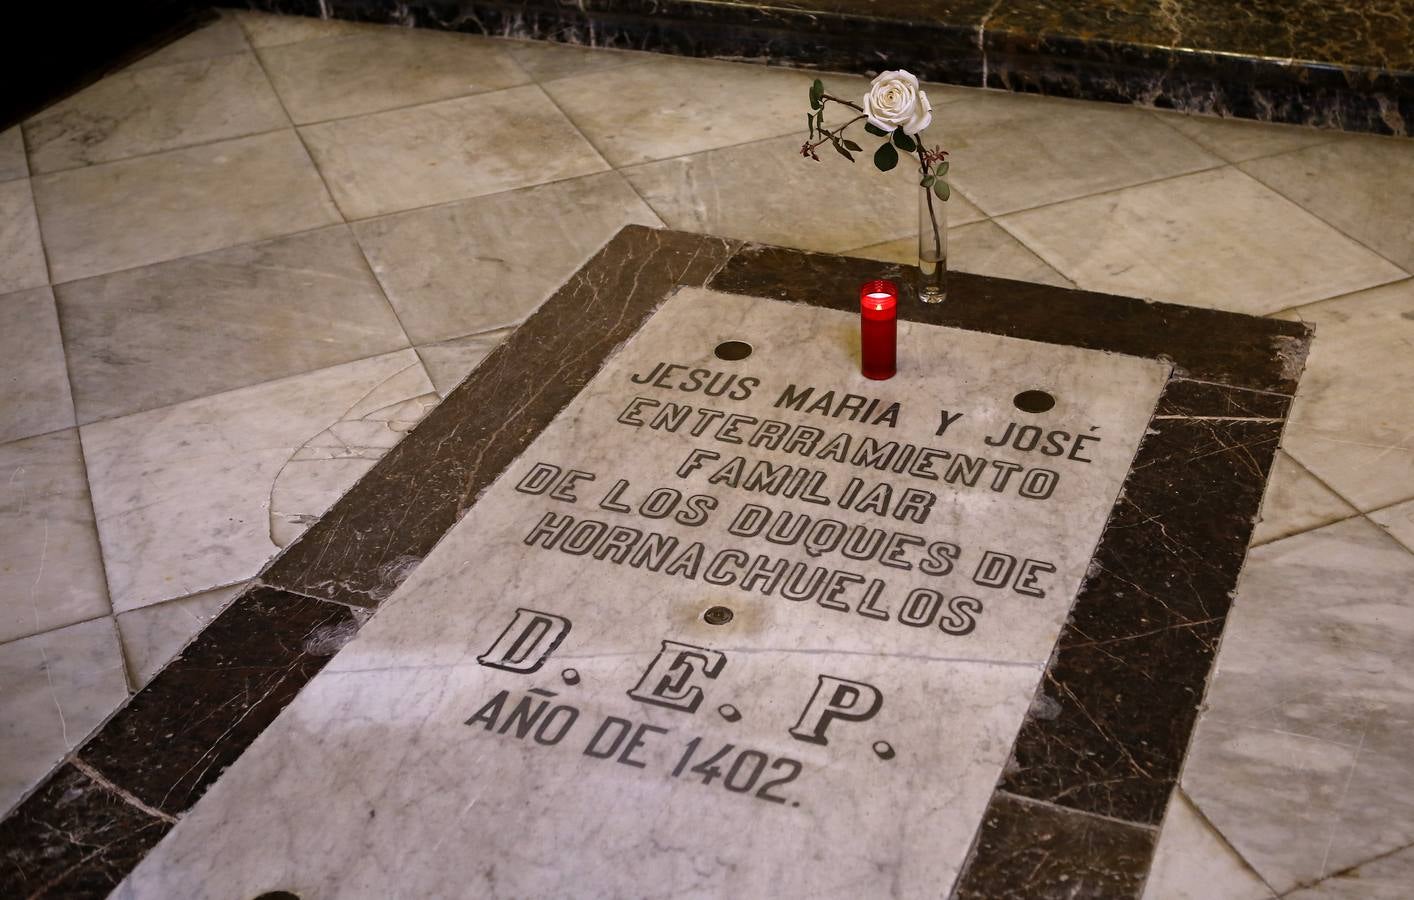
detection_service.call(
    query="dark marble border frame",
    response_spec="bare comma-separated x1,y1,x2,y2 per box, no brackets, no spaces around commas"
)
222,0,1410,136
0,226,1309,898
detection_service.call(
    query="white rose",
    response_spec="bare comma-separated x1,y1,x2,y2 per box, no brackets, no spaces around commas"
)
862,70,932,136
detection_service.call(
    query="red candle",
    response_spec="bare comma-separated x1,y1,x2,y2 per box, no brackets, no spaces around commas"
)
860,280,897,380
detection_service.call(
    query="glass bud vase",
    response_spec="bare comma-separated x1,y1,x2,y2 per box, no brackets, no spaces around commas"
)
917,181,948,304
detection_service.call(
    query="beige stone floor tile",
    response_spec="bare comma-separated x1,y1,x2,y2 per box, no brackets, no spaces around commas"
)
0,179,48,294
353,171,658,343
1183,517,1414,893
500,38,651,82
0,287,73,444
940,90,1221,215
1250,450,1357,546
0,429,110,644
1368,498,1414,552
126,13,251,72
1278,278,1414,511
0,127,27,183
999,167,1405,314
233,9,373,49
83,350,436,612
301,85,607,220
32,129,340,283
1149,110,1336,163
1242,136,1414,272
115,582,246,688
259,28,530,125
542,56,865,167
850,219,1072,287
1284,844,1414,899
1143,791,1275,900
416,328,514,397
0,617,128,815
57,226,408,424
25,53,288,174
622,133,982,254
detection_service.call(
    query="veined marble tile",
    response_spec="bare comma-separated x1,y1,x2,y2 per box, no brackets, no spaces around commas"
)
850,219,1072,287
83,349,436,612
300,85,608,220
352,171,660,344
0,617,128,816
941,90,1221,216
1250,451,1356,546
1369,498,1414,552
1242,136,1414,272
1143,792,1275,900
0,287,73,444
1278,278,1414,511
999,168,1405,314
258,27,530,124
623,134,983,254
0,429,109,644
0,179,47,294
1183,517,1414,892
124,14,251,73
32,130,341,284
416,328,513,397
1284,844,1414,899
543,57,864,167
56,226,408,424
501,38,651,82
116,288,1167,896
25,53,288,174
115,583,246,688
233,9,374,49
1150,110,1336,163
0,127,27,182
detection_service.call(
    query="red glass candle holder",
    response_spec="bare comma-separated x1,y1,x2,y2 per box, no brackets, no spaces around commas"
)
860,279,898,380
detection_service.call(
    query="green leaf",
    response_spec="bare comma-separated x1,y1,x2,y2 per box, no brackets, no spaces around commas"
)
842,139,862,152
920,174,936,187
892,130,916,153
874,141,899,172
864,122,887,137
833,140,855,162
933,178,951,201
935,160,949,176
809,79,824,110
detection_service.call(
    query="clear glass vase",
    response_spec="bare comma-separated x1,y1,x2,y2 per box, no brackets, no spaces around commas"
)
917,181,947,304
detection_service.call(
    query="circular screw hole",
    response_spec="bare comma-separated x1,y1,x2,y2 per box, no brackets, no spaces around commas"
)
254,893,301,900
561,668,581,685
718,704,742,722
703,605,734,625
1013,390,1056,414
873,741,896,761
714,340,753,361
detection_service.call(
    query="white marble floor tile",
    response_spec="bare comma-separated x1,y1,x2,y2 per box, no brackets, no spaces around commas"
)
1183,517,1414,893
83,350,436,612
1149,110,1336,163
1143,791,1275,900
124,14,251,73
0,287,73,444
1278,278,1414,511
415,328,513,397
258,27,530,125
56,225,408,424
1242,136,1414,272
0,127,27,183
623,133,983,254
32,129,340,284
352,171,659,343
233,9,373,49
999,167,1405,314
0,429,109,644
542,57,863,167
500,38,652,83
0,179,48,294
300,85,608,220
1284,844,1414,899
0,617,128,816
115,582,246,688
25,53,288,175
940,90,1221,215
849,219,1072,287
1250,451,1357,546
1368,499,1414,552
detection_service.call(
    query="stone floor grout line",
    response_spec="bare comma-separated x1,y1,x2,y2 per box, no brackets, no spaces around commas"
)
1176,786,1283,897
23,121,292,182
997,789,1162,833
1142,105,1346,165
1276,836,1414,896
1263,272,1413,320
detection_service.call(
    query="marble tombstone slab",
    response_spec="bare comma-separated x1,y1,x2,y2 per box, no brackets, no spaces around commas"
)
116,288,1168,897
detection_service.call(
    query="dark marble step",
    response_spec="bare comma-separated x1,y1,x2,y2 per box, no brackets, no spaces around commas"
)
225,0,1412,136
